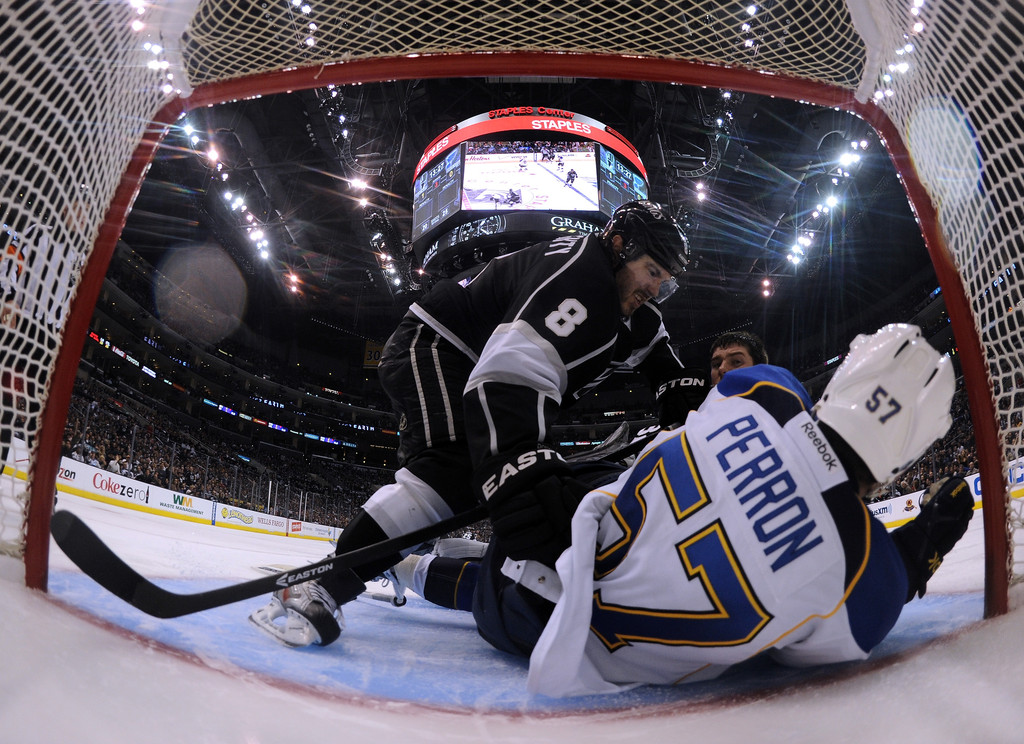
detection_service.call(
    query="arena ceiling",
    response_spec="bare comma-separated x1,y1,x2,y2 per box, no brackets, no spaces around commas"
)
115,76,937,373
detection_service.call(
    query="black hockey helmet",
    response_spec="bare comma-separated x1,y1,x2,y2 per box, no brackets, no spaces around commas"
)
603,200,690,277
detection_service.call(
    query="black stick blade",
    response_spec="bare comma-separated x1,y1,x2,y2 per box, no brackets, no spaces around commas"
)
48,504,487,619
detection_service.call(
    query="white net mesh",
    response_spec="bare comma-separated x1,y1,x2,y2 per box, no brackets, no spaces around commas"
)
182,0,867,88
856,0,1024,591
1,0,1021,602
0,0,170,555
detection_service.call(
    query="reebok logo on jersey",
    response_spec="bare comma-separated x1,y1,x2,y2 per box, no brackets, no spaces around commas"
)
799,421,839,471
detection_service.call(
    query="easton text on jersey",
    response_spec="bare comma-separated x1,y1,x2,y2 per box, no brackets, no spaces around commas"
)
705,414,824,571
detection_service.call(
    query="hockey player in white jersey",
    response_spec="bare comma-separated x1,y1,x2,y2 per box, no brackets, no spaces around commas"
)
389,324,975,696
249,201,707,648
709,329,769,385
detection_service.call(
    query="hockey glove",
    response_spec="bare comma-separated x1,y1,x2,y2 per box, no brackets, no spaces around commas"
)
476,447,587,568
889,476,974,601
655,369,711,428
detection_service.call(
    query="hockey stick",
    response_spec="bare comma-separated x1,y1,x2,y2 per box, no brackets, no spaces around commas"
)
49,503,487,619
252,563,408,606
565,422,663,464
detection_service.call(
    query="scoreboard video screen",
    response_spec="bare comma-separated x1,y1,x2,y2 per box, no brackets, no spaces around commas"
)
411,107,651,265
598,145,649,216
461,139,599,212
411,147,463,243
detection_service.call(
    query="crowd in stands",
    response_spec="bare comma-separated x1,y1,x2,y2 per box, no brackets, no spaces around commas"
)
60,360,988,550
875,385,978,502
63,379,380,526
61,376,495,541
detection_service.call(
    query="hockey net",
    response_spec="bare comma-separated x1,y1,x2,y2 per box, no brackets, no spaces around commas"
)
1,0,1021,613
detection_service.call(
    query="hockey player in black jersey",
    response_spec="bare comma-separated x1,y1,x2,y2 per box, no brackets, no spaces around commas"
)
249,200,707,648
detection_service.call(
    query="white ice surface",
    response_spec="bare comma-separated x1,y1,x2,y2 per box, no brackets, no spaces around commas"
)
4,493,1024,744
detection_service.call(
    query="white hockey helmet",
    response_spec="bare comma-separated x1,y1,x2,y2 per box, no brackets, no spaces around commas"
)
813,323,955,484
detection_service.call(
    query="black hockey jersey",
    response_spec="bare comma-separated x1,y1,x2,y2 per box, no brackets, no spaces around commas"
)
407,233,684,466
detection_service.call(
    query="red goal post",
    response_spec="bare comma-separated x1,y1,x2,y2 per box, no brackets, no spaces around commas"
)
1,0,1020,617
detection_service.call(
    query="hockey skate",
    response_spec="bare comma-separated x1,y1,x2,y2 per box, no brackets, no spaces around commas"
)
380,561,413,607
248,580,343,647
432,536,488,560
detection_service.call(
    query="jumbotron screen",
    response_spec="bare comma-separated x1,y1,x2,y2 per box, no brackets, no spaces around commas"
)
410,108,649,247
411,147,463,243
461,140,599,213
598,145,649,216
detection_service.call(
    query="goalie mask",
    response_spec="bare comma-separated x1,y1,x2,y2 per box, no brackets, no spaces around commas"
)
813,323,954,484
604,200,689,302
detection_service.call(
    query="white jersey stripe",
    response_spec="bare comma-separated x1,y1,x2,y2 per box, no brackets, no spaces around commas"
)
511,236,587,325
409,302,481,362
430,334,458,443
409,324,432,448
476,384,499,459
564,335,617,372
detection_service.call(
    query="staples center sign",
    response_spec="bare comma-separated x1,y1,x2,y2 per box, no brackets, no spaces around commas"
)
413,108,647,181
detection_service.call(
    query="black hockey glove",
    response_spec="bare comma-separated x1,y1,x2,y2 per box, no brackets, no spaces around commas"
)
475,447,588,568
889,477,974,602
655,369,711,428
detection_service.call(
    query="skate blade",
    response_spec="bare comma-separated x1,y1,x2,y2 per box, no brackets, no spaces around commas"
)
248,606,322,648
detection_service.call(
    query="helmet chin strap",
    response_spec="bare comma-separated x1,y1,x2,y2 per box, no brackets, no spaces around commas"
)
607,234,642,271
603,231,628,272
